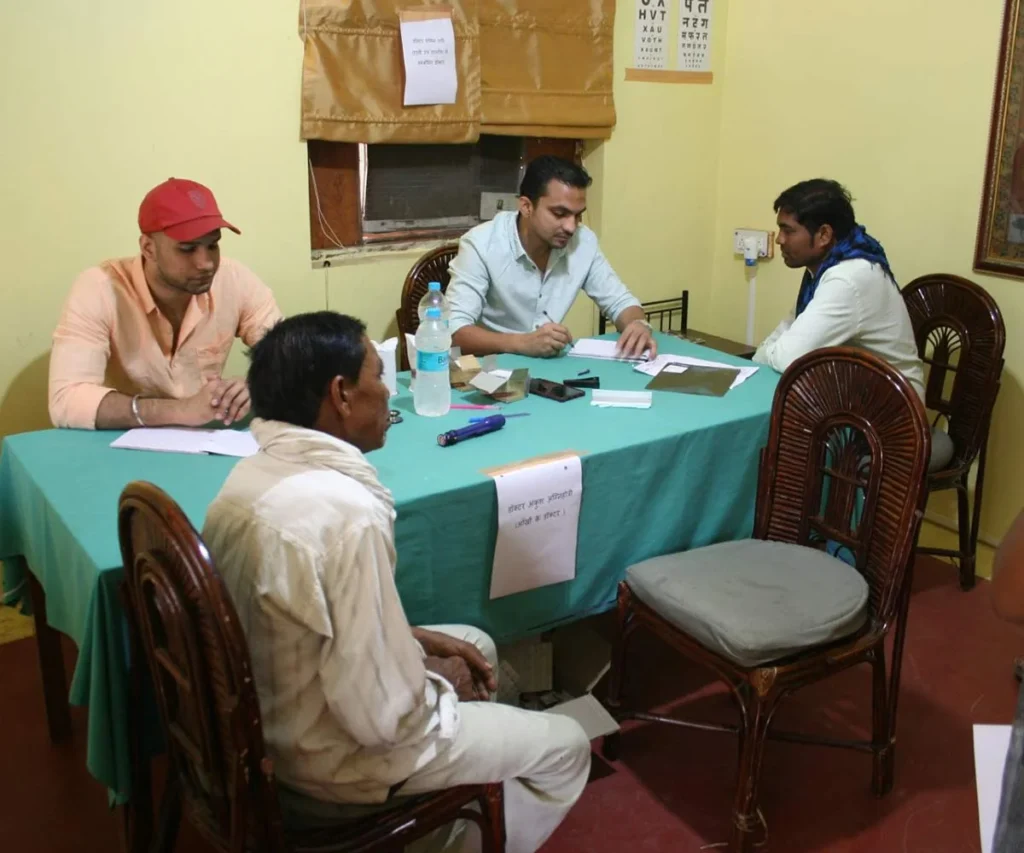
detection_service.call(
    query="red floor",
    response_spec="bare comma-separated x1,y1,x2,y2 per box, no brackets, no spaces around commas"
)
1,557,1021,852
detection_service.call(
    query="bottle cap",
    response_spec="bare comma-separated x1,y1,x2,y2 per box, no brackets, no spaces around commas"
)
428,281,441,291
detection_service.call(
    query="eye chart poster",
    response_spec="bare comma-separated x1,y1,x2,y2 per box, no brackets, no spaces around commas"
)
633,0,669,70
678,0,713,72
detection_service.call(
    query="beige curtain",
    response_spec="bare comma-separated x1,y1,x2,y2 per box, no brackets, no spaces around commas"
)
300,0,481,143
479,0,616,139
299,0,616,143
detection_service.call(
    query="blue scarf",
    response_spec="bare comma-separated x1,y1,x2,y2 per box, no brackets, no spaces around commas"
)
795,224,897,317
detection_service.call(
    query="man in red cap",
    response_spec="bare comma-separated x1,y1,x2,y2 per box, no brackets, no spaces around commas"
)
48,178,282,429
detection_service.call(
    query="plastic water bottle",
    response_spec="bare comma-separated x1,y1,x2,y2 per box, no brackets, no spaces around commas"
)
414,307,451,417
417,281,450,327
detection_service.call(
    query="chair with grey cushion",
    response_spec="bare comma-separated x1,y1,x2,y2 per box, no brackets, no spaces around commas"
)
902,274,1005,589
602,348,931,853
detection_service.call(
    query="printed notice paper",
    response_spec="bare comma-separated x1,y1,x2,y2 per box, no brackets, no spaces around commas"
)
399,8,458,106
489,455,583,599
678,0,713,72
633,0,669,70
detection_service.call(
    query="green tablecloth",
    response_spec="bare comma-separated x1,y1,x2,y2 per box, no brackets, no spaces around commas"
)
0,334,779,802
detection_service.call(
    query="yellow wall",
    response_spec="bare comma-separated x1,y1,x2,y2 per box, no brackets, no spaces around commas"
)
707,0,1019,573
0,0,727,439
2,0,1011,568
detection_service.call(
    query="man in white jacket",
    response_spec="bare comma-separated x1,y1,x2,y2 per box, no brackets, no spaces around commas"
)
754,178,925,397
202,311,590,853
754,179,952,471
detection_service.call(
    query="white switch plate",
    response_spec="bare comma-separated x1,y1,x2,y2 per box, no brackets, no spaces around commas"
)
734,228,774,259
481,192,520,220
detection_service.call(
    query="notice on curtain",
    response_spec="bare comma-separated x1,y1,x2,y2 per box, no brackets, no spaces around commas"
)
399,7,458,106
678,0,713,71
489,455,583,600
633,0,669,70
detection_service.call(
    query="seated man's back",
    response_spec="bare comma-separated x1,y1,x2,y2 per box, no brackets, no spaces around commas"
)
205,419,456,803
203,311,591,853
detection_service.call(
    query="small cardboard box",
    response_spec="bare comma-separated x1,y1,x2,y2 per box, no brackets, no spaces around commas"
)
469,367,530,402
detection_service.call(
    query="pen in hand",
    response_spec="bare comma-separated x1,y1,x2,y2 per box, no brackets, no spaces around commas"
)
541,310,573,350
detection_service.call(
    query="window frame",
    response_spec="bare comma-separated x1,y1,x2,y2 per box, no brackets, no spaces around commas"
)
307,137,581,255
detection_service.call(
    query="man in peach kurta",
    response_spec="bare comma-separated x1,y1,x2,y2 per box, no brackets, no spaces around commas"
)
48,178,282,430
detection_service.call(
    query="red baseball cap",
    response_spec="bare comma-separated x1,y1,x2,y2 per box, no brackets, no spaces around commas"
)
137,178,240,242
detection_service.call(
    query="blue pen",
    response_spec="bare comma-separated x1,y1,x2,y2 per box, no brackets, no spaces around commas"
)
469,413,531,422
438,415,506,447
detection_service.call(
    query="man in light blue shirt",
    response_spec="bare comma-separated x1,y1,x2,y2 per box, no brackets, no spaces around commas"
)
447,156,656,359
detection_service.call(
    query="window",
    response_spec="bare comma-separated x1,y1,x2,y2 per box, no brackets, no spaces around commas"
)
307,136,580,253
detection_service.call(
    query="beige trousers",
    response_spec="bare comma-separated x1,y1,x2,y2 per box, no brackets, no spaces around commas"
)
403,624,592,853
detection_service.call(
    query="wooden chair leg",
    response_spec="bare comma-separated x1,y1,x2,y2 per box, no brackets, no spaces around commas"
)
481,784,505,853
870,647,894,796
731,693,775,853
966,436,991,589
27,571,72,744
153,774,182,853
956,479,975,590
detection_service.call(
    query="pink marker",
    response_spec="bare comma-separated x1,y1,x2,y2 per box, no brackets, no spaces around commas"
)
450,403,499,410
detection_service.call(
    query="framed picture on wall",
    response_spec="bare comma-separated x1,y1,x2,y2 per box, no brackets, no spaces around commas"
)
977,0,1024,277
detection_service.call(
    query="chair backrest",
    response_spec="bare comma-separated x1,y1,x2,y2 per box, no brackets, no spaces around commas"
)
597,289,689,335
901,274,1005,467
754,348,931,627
118,481,286,853
398,244,459,369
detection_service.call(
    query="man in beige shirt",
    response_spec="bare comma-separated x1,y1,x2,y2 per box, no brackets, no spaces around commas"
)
48,178,282,430
203,312,591,853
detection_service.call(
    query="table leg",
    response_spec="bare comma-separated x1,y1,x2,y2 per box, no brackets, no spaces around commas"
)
27,570,72,743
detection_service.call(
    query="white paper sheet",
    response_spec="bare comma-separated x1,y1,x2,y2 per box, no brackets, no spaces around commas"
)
635,353,759,390
546,694,620,740
974,724,1013,853
110,428,259,458
399,14,458,106
373,337,398,397
489,456,582,599
568,338,650,362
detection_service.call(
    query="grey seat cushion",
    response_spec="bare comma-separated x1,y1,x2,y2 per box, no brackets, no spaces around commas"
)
929,427,955,473
625,539,869,668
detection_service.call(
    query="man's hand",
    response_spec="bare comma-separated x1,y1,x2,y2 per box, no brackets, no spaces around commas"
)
177,377,251,427
518,323,573,358
616,320,657,360
424,656,484,701
414,628,497,699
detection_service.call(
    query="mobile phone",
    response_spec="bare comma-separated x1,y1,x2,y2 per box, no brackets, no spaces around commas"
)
529,378,585,402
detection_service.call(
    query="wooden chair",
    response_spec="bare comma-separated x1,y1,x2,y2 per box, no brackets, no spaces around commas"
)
603,348,931,852
397,244,459,370
118,481,504,853
902,274,1005,589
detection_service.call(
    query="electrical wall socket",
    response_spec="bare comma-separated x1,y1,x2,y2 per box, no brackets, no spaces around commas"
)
733,228,774,259
480,192,520,221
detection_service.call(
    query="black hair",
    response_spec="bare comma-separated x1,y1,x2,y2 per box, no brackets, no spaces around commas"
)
519,155,592,203
247,311,367,428
773,179,856,241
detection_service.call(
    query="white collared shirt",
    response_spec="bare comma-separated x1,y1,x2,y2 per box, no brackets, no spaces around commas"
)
202,419,459,804
446,211,641,334
753,258,925,399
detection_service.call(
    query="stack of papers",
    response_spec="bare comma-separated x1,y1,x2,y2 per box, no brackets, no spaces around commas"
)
568,338,650,362
110,428,259,458
635,353,759,390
